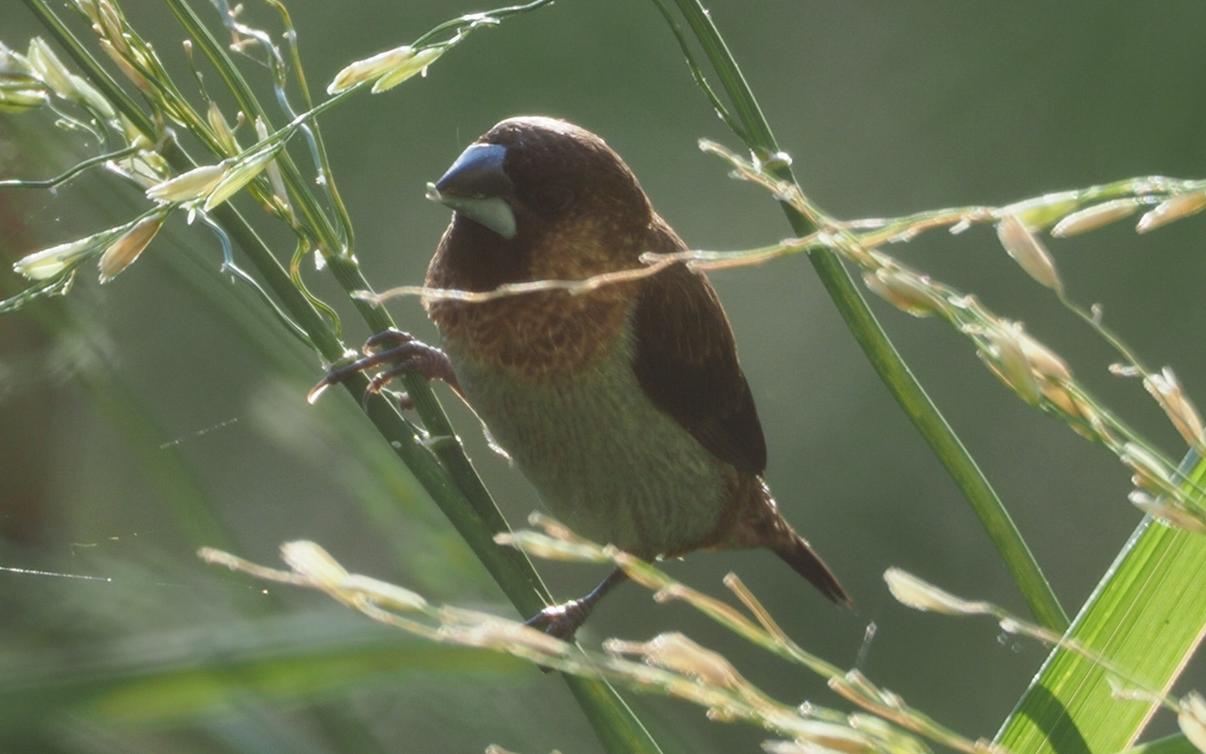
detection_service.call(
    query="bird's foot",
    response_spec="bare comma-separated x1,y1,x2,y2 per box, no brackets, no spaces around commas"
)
524,598,595,643
523,568,628,644
307,329,460,407
522,569,627,673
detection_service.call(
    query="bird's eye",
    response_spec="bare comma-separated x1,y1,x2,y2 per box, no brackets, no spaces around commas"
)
532,181,574,213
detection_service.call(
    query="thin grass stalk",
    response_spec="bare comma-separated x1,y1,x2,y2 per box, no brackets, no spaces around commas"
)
5,211,387,754
19,2,664,751
0,143,139,188
202,540,960,754
154,0,572,646
658,0,1067,631
261,0,355,248
158,0,521,544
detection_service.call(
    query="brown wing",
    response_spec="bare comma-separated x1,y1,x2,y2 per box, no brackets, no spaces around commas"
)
632,218,767,474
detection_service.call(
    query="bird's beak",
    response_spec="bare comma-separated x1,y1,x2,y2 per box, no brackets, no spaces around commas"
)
426,143,517,240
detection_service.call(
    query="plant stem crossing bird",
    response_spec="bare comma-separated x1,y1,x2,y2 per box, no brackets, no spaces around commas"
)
314,116,849,639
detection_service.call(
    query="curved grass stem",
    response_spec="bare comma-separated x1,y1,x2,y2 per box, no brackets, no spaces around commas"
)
0,143,138,188
659,0,1068,631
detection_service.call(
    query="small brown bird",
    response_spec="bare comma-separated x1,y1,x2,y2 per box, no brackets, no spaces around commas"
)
317,116,849,638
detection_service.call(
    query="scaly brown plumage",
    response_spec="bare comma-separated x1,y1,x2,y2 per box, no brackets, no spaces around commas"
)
317,116,849,638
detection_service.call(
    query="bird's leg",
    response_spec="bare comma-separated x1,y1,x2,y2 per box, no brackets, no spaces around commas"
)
526,567,628,641
307,329,462,407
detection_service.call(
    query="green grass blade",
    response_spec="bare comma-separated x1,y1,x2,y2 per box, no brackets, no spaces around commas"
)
996,452,1206,754
658,0,1067,631
0,613,523,727
1123,734,1201,754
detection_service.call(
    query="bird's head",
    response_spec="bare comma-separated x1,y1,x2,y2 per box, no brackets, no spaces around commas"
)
427,117,652,270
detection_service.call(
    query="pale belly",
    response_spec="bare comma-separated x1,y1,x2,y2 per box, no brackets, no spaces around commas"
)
447,334,732,557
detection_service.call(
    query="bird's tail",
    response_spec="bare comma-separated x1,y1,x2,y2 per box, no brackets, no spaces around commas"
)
747,480,853,608
725,477,853,607
772,533,852,607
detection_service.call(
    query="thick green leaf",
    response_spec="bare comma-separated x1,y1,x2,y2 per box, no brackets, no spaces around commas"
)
996,453,1206,754
1124,734,1201,754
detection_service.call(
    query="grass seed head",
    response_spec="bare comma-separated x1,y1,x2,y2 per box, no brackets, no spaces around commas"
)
1143,367,1206,451
1137,193,1206,234
327,45,443,95
996,214,1063,293
884,568,988,616
146,163,227,204
1051,199,1141,237
98,214,163,282
1179,693,1206,754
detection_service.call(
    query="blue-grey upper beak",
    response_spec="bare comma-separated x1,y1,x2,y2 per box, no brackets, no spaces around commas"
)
426,143,517,239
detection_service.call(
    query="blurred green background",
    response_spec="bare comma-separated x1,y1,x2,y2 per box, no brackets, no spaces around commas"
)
2,1,1205,752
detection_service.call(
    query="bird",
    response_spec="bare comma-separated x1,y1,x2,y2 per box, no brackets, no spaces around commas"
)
314,116,850,639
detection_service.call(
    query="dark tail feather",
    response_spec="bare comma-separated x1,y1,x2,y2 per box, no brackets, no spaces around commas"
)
775,535,852,607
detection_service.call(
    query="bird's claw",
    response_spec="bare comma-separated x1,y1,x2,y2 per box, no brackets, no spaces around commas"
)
307,329,459,407
363,329,416,353
306,354,362,404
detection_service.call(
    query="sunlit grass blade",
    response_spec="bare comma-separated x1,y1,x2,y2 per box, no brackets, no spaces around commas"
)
1123,733,1202,754
996,452,1206,754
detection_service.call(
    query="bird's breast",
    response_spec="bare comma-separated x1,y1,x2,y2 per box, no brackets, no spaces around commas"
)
424,215,646,379
445,316,737,558
427,288,631,380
